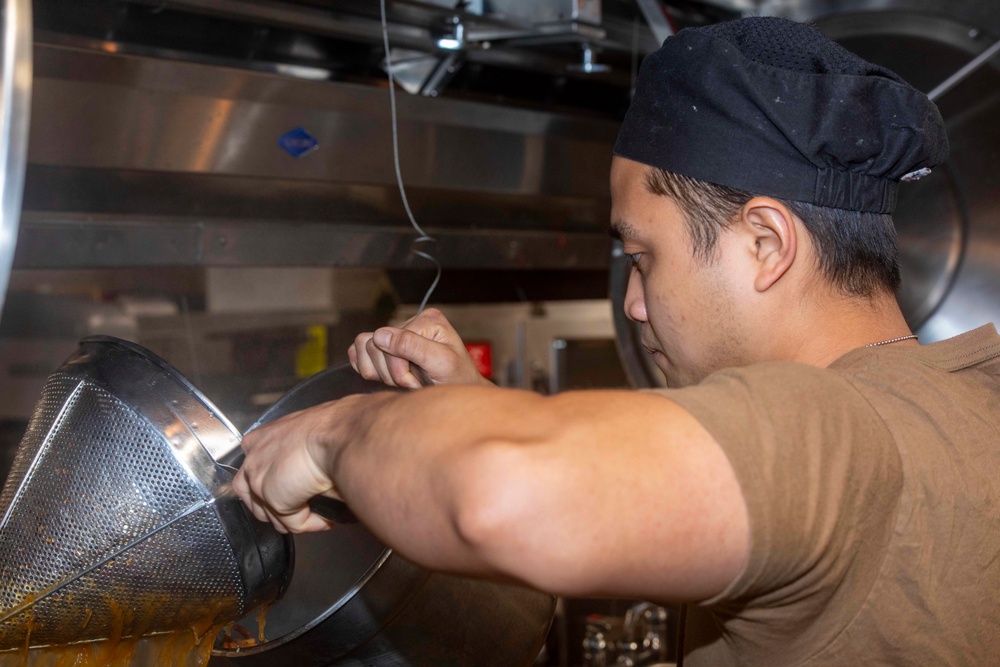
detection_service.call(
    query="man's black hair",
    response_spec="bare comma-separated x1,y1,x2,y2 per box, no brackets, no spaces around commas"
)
645,167,901,297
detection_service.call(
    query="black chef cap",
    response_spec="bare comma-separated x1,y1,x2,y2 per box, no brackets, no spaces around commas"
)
614,17,949,213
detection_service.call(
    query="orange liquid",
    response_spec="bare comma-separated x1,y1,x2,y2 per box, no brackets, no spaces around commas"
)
0,598,259,667
215,605,271,652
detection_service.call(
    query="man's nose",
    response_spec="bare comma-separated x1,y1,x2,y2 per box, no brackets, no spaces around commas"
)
624,271,647,323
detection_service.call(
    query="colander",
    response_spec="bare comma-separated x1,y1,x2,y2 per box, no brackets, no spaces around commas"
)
0,336,292,652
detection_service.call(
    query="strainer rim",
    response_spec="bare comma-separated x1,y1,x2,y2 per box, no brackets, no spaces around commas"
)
79,335,243,444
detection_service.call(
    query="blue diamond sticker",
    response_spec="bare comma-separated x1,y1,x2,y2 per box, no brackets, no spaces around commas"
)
279,127,319,158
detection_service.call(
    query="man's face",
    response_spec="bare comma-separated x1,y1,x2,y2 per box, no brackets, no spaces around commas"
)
610,157,748,387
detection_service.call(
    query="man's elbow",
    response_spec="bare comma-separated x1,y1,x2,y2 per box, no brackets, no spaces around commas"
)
448,443,588,593
450,444,543,575
452,445,514,532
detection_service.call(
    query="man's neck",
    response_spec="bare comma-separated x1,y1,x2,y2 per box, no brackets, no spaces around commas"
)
776,290,915,369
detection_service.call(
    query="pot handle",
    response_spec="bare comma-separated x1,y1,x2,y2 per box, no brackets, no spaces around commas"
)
308,495,358,524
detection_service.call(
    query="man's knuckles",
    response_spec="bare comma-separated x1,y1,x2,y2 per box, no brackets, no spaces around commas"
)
390,328,428,359
353,332,373,348
420,307,445,322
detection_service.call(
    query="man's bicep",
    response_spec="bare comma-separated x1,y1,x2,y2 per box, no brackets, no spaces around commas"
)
587,394,751,603
478,391,750,604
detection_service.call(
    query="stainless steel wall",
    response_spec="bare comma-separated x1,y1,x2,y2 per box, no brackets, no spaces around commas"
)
811,3,1000,342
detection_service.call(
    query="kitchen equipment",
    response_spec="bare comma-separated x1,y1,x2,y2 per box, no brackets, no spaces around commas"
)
0,336,554,664
0,336,291,651
212,363,557,666
0,0,32,328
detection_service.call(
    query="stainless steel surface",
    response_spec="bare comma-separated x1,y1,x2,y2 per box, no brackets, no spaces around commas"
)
127,0,486,54
612,3,1000,387
387,48,461,97
0,0,31,325
487,0,603,25
109,0,644,80
616,603,670,667
124,0,650,52
213,363,555,665
634,0,675,45
927,37,1000,102
695,0,1000,27
16,213,610,270
24,45,610,186
816,9,1000,342
13,41,615,269
0,337,291,651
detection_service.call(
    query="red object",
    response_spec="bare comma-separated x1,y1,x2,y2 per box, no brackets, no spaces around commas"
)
465,342,493,379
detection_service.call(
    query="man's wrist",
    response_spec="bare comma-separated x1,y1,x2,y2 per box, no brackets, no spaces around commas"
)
317,392,400,482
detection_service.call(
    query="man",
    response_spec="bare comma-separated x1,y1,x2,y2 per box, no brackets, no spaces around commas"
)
234,17,1000,665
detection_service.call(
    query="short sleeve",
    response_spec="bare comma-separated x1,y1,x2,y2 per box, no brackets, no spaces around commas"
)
651,362,903,610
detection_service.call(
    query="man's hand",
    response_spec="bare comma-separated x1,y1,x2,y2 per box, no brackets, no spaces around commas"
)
231,394,389,534
349,308,491,389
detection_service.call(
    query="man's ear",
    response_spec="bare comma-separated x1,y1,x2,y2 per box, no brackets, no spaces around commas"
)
739,197,798,293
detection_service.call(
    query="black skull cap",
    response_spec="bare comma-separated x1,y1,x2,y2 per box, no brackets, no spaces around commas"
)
613,17,949,213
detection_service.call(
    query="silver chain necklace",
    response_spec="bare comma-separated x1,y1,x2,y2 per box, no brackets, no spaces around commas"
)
866,334,918,348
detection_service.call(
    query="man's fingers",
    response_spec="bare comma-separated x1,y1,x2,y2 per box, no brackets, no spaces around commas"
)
261,505,290,534
373,327,436,370
235,468,335,534
374,327,467,383
349,311,485,387
365,337,399,387
347,343,358,372
269,504,332,534
386,354,423,390
251,493,337,533
353,334,383,382
233,467,272,524
297,512,336,533
244,490,273,526
232,466,250,498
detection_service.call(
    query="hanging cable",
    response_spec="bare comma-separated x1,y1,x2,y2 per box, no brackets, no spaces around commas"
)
380,0,442,313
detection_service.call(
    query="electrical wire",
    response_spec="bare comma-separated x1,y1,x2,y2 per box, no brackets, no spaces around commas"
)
380,0,442,314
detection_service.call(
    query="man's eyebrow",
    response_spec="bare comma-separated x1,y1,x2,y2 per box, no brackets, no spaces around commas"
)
608,219,638,242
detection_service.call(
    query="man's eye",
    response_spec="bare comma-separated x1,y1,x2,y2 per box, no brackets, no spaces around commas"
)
625,252,643,267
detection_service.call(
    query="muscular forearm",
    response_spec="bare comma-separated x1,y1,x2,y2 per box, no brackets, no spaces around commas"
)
323,385,558,577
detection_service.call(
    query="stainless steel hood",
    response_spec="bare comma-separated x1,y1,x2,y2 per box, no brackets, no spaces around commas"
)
16,38,618,272
5,0,734,289
8,0,701,279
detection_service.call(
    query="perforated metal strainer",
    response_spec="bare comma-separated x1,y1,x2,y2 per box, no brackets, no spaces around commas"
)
0,337,292,652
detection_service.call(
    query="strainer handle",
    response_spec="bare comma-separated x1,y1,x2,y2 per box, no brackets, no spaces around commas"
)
309,495,358,524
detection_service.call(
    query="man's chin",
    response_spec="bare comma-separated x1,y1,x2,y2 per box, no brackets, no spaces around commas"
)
651,353,689,389
642,344,695,388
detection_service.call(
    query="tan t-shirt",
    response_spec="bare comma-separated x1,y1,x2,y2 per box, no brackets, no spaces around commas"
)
654,324,1000,666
